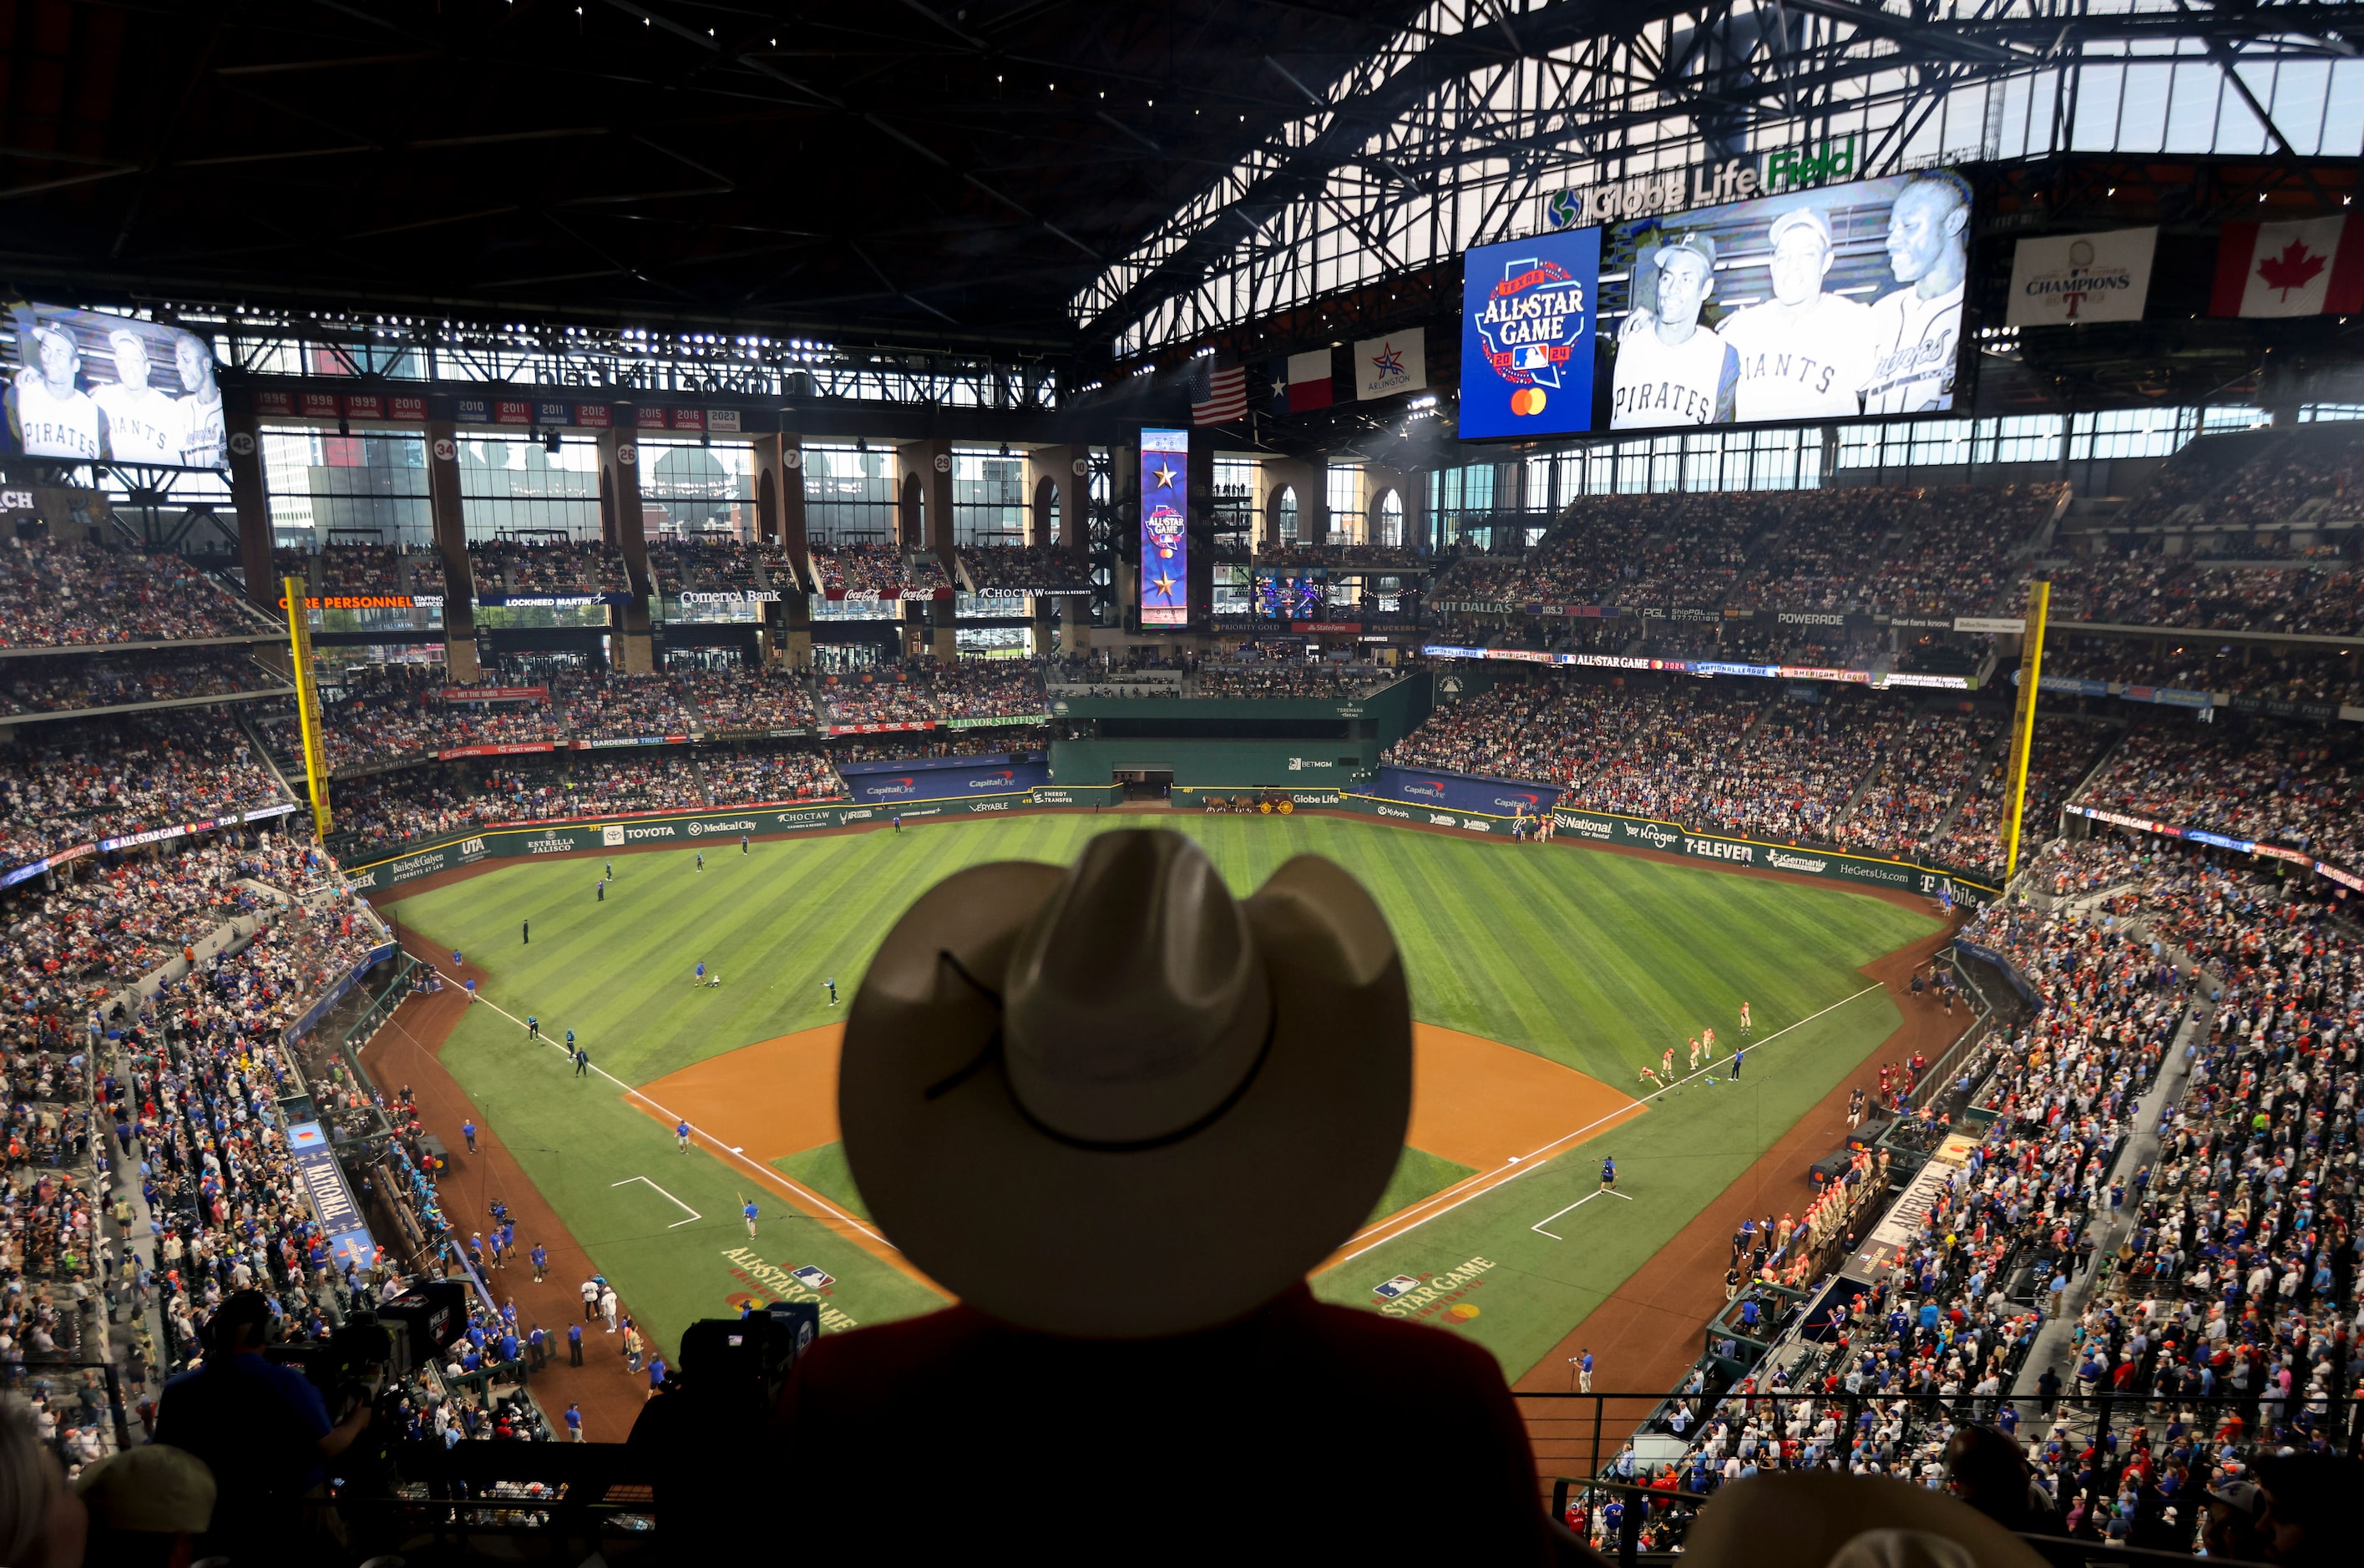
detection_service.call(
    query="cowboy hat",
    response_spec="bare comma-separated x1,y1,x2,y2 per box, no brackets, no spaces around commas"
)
1681,1473,2048,1568
840,828,1411,1338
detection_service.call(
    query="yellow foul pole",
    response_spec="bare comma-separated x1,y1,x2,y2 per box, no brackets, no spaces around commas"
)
2000,578,2051,881
282,575,334,840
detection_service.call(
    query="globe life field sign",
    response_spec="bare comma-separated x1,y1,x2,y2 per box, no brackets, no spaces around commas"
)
1459,227,1601,439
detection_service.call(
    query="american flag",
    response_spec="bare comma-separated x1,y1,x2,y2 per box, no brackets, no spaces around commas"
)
1188,359,1248,425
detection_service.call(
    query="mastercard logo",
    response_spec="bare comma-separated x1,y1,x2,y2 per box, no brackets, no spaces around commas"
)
1509,388,1547,417
1449,1302,1481,1320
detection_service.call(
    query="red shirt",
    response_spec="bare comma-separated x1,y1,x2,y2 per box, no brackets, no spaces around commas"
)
772,1284,1556,1560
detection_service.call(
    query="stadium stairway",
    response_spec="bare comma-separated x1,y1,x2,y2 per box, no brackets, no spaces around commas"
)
237,706,308,804
2007,938,2213,1405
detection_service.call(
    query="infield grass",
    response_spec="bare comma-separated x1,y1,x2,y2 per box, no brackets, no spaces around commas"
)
384,813,1938,1375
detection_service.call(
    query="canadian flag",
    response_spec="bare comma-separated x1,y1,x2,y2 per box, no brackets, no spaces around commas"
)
2211,215,2364,318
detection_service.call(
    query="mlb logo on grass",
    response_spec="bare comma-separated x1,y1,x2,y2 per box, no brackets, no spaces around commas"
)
791,1265,833,1290
1373,1275,1421,1300
601,824,626,847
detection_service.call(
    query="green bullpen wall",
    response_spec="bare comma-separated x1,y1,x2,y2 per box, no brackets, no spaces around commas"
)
340,786,1125,893
1047,736,1381,789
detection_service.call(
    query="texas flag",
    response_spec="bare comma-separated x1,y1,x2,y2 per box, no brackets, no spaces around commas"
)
1268,349,1335,412
2211,215,2364,318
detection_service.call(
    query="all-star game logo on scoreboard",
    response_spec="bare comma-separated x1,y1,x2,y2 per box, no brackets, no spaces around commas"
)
1139,427,1190,628
1460,227,1601,439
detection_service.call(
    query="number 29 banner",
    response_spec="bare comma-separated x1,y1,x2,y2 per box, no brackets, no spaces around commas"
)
1139,427,1190,627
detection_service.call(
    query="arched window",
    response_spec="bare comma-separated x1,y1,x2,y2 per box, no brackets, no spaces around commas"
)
1376,489,1405,547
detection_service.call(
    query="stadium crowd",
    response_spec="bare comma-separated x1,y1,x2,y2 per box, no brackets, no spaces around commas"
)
959,543,1091,593
2043,639,2364,711
1435,485,2063,620
1192,664,1398,700
0,541,271,648
1,652,287,716
2072,720,2362,873
273,542,439,596
813,543,920,597
464,539,628,597
1588,829,2364,1557
0,713,291,872
816,659,1045,728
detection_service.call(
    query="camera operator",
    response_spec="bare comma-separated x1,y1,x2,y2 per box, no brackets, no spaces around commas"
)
151,1290,372,1556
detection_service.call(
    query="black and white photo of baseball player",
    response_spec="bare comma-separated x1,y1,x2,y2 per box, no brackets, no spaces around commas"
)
94,327,185,464
1717,205,1878,422
8,322,104,461
1609,230,1739,430
1862,171,1971,414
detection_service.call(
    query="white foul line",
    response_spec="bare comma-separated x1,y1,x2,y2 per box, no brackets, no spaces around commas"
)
612,1176,702,1227
1531,1187,1632,1239
431,967,899,1251
1335,981,1885,1266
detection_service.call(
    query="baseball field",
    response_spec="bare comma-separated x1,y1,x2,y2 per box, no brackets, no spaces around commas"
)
367,811,1946,1417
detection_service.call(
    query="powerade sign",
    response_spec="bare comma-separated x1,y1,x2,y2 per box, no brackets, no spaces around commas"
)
846,761,1051,804
1460,227,1601,439
1371,766,1559,819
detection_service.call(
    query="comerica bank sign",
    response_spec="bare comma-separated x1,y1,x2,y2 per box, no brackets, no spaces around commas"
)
1546,134,1862,229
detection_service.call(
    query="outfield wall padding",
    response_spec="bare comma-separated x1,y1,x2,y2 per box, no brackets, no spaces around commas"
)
342,787,1124,892
340,773,1991,908
1343,787,1998,903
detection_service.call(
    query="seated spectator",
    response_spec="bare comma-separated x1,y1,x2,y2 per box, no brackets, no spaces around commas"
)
73,1443,215,1568
774,831,1554,1557
0,1393,80,1568
152,1290,371,1557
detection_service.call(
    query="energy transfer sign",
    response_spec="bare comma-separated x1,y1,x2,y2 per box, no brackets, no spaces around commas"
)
1459,226,1601,439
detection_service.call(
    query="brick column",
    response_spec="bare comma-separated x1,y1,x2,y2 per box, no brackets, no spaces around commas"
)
425,420,480,681
602,422,654,673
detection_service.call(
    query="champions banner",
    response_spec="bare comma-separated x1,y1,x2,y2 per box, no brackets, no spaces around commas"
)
1139,427,1190,627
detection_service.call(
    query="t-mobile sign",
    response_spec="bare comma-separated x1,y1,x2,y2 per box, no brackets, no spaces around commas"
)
1139,427,1189,628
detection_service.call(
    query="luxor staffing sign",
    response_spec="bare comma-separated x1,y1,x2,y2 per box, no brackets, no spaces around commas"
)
1139,427,1190,627
1458,227,1602,439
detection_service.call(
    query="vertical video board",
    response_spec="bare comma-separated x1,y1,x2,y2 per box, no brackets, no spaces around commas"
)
1139,427,1190,627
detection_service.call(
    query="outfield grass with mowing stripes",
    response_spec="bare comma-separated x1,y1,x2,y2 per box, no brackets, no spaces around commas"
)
385,815,1937,1362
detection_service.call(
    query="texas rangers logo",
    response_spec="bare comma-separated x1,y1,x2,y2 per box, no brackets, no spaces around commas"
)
1144,503,1183,562
1473,255,1588,416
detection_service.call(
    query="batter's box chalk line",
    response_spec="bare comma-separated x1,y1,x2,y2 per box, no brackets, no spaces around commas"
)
1530,1187,1633,1240
613,1176,703,1227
